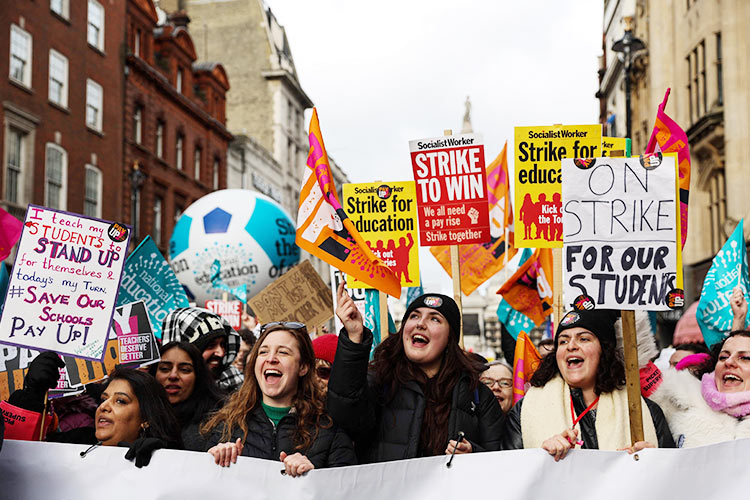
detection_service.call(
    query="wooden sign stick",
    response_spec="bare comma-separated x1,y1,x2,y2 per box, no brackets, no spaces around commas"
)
444,129,464,348
379,291,389,340
621,310,645,444
552,248,563,330
38,391,49,441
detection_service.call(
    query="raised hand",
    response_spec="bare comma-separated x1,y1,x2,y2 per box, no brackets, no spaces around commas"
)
336,281,364,342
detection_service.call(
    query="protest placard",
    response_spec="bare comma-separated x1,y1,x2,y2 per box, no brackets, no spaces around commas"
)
342,181,419,289
409,133,490,246
562,154,681,310
111,301,159,367
0,206,130,360
514,124,602,248
117,236,189,340
205,299,242,330
0,346,72,401
331,267,366,332
602,136,631,157
248,260,333,328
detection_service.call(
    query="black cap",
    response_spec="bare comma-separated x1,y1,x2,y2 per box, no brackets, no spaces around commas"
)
402,294,461,339
556,309,619,347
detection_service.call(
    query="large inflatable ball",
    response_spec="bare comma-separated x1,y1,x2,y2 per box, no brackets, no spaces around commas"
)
169,189,299,304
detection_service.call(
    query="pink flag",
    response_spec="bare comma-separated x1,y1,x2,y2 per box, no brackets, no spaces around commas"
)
0,207,23,260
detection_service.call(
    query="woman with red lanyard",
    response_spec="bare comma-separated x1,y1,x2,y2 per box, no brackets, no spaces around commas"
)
502,309,675,460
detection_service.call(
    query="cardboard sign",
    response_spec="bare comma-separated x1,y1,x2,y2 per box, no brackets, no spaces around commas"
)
248,260,333,328
602,136,631,157
0,206,130,360
205,299,242,330
514,125,602,248
331,267,366,332
409,133,490,246
562,155,680,310
117,236,189,340
343,181,420,288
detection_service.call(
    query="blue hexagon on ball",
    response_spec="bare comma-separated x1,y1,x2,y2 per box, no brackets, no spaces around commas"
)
203,207,232,234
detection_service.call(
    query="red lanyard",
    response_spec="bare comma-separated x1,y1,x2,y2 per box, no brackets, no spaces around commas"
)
570,394,599,428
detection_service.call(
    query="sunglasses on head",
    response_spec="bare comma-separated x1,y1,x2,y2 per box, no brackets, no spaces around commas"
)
315,366,331,380
260,321,307,334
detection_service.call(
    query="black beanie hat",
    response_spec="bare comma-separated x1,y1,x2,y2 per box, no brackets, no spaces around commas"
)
556,309,619,347
402,294,461,339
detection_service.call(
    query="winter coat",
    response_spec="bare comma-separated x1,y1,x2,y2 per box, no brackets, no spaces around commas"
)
502,386,675,450
649,368,750,447
204,405,357,469
326,328,504,463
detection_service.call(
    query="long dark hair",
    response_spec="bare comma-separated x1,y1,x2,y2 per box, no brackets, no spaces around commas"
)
529,337,626,395
104,368,183,448
372,319,479,456
149,341,225,425
201,324,329,451
698,330,750,377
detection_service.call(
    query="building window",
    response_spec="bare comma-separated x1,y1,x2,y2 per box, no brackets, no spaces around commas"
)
176,134,184,170
5,128,25,204
10,25,32,87
700,40,707,115
134,29,141,57
194,146,201,180
45,144,67,210
176,68,183,94
133,105,143,144
86,79,103,131
709,170,727,254
51,0,69,19
153,196,163,245
213,158,219,190
48,50,69,107
156,120,164,158
87,0,105,50
84,165,102,218
716,32,723,106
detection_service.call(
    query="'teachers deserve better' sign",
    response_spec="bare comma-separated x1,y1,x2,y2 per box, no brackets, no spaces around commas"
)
409,133,490,246
0,206,130,360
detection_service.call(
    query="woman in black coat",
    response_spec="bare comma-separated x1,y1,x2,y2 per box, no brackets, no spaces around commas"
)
327,284,504,463
201,323,356,476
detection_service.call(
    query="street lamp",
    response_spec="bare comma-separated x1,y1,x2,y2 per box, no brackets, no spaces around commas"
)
129,161,146,242
612,16,646,140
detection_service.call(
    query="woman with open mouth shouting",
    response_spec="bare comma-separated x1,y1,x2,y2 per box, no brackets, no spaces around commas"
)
201,322,356,476
502,309,675,460
327,283,504,463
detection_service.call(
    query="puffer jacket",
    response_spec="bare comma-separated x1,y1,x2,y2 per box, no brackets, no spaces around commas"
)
502,387,675,450
204,405,357,469
327,328,504,463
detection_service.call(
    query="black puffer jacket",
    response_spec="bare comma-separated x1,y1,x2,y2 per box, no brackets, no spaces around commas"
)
327,328,504,463
502,387,676,450
204,405,357,469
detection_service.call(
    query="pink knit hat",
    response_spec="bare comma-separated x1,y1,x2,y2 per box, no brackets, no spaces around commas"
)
312,334,338,364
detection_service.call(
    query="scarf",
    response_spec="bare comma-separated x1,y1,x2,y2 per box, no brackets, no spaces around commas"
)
701,372,750,418
521,375,657,450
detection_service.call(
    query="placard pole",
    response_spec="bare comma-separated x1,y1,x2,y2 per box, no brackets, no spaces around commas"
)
552,248,563,331
443,129,465,349
621,310,645,444
379,291,389,340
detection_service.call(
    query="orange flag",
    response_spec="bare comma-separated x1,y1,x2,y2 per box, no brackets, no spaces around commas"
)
512,331,542,403
430,142,518,295
497,248,553,326
296,109,401,298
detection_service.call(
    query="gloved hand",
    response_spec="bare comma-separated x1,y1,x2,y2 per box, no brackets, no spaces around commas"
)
24,351,64,394
123,437,167,468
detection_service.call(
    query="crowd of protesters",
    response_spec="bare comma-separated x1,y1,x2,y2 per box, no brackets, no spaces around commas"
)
1,284,748,473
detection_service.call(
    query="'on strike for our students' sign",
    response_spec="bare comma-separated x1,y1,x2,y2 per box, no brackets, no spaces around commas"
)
409,133,490,246
0,206,130,360
562,155,681,311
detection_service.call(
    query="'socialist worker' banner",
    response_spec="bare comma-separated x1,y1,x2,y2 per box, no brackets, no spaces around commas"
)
409,133,490,246
514,124,602,248
343,182,419,289
602,136,632,157
562,154,682,311
0,206,130,360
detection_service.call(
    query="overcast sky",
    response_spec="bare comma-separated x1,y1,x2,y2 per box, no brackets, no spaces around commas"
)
265,0,605,294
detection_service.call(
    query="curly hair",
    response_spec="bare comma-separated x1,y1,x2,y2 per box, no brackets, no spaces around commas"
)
529,337,626,395
372,319,479,456
697,330,750,377
200,324,329,451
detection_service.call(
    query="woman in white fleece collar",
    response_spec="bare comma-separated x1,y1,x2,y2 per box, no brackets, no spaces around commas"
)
502,309,675,460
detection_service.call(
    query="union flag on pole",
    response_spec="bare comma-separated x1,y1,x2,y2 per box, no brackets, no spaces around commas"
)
430,142,517,295
496,248,553,326
512,331,542,403
296,109,401,298
645,88,691,250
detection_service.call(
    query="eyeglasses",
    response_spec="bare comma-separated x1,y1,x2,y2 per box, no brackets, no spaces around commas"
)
480,377,512,389
260,321,307,334
315,366,331,380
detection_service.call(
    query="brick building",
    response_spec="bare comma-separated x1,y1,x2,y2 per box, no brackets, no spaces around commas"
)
1,0,125,231
125,0,232,253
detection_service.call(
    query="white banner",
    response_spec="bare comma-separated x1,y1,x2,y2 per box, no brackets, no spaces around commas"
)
2,439,750,499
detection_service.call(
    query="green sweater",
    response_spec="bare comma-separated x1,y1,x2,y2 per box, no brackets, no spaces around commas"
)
261,402,291,427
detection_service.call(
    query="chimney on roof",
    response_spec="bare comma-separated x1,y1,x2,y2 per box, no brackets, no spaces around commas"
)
168,10,191,29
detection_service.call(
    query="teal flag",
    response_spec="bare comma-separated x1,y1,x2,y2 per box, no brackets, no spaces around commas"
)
117,236,189,339
363,289,397,359
697,219,750,347
497,248,535,340
210,260,248,303
405,282,424,308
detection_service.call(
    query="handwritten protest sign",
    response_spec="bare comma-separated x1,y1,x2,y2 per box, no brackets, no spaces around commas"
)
331,267,366,332
343,181,419,288
205,299,242,330
248,260,333,327
117,236,189,340
514,124,602,248
562,154,681,310
0,206,129,360
409,133,490,246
